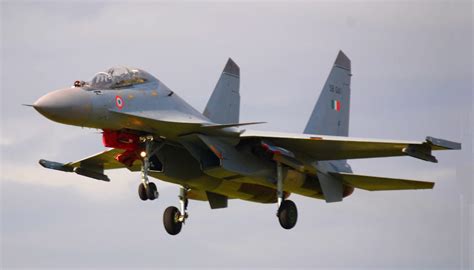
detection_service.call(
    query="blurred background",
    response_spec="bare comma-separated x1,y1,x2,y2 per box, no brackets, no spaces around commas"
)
1,1,472,269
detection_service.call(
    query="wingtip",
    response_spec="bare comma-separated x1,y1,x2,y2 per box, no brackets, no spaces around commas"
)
223,58,240,77
334,50,351,70
426,136,462,150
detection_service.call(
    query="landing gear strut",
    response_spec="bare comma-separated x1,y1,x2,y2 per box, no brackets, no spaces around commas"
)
137,135,160,201
276,161,298,229
163,187,189,235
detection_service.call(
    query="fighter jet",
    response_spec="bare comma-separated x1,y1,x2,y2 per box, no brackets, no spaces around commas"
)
31,51,461,235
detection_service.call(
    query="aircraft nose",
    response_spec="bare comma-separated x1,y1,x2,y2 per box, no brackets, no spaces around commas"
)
34,88,92,126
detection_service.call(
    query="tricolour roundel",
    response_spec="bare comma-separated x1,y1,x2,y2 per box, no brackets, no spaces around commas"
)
115,95,124,109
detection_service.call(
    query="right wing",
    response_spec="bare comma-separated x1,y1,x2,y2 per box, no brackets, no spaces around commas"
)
39,148,134,181
66,148,130,170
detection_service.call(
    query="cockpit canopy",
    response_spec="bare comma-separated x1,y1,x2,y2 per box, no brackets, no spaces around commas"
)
87,66,158,89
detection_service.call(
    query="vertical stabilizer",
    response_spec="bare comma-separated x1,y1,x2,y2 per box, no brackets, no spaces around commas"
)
203,58,240,124
304,51,352,136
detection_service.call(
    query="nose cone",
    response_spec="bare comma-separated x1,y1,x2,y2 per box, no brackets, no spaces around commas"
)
34,88,92,126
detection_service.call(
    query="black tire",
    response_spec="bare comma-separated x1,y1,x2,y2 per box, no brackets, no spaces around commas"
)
277,200,298,229
163,206,182,235
146,182,158,200
138,183,148,201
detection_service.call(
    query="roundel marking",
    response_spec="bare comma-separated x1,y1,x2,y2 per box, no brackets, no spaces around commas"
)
115,95,124,109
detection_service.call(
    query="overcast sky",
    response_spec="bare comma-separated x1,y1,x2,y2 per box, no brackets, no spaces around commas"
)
1,1,472,269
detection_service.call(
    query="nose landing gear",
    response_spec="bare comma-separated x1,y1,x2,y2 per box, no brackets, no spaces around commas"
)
138,182,158,201
137,135,161,201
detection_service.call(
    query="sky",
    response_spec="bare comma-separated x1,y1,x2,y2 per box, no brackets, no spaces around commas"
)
1,1,472,269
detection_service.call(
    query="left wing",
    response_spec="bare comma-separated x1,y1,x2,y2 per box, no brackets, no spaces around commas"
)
108,109,264,139
240,130,461,163
39,148,132,181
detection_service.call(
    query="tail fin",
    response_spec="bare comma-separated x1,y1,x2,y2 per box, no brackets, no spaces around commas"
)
203,58,240,124
304,51,352,136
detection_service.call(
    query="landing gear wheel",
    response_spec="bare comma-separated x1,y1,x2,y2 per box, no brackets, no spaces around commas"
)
138,183,148,201
163,206,182,235
146,182,158,200
277,200,298,230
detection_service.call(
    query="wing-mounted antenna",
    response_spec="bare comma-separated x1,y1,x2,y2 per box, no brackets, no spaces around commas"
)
203,58,240,124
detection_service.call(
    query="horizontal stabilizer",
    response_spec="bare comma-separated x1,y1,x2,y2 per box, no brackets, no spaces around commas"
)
330,172,434,191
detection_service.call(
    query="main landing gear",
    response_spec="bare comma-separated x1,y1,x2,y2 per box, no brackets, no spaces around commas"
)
136,135,189,235
276,161,298,229
136,135,296,233
163,187,189,235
